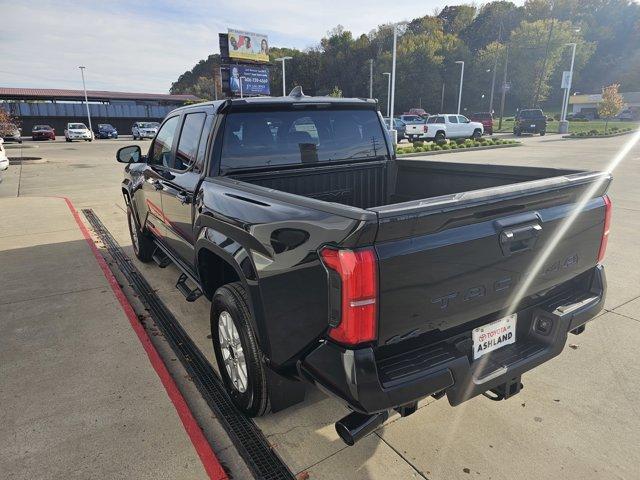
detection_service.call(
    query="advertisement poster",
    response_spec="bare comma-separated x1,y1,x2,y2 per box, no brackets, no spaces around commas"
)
228,65,270,96
228,29,269,62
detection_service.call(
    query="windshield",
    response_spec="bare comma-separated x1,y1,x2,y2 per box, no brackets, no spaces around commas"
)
33,125,50,131
69,123,87,129
139,122,159,128
99,124,114,129
220,108,387,171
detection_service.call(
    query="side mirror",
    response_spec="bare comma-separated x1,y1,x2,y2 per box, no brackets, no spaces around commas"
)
117,145,143,164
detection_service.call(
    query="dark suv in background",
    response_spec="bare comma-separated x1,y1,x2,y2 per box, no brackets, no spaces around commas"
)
514,109,547,136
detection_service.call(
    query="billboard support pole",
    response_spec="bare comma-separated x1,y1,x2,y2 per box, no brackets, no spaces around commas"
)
239,77,244,99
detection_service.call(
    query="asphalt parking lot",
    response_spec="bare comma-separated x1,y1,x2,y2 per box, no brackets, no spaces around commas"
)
1,132,639,479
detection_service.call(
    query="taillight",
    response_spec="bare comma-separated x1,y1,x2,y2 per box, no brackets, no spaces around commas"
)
319,247,378,345
423,125,428,133
597,195,612,263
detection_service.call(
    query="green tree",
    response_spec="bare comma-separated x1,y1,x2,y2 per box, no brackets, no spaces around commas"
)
598,84,624,133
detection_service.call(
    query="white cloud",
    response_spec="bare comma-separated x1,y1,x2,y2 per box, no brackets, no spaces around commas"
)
2,0,524,92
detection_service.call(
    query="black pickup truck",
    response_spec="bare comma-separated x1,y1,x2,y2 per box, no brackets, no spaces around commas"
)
117,91,611,446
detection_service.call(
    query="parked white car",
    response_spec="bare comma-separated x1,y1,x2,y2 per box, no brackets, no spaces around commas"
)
64,123,93,142
426,114,484,139
132,121,159,140
0,138,9,171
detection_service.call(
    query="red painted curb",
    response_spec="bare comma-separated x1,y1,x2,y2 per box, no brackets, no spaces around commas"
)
63,198,228,480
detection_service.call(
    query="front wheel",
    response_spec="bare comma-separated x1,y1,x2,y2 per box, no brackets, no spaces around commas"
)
211,282,270,417
471,129,482,139
539,130,546,136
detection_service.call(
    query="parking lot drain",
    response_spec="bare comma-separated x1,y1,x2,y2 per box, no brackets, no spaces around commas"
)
82,209,295,480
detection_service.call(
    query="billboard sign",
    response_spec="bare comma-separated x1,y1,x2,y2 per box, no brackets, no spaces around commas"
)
228,65,270,96
561,70,572,89
228,29,269,62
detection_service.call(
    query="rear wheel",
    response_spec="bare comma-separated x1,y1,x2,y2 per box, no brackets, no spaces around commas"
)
127,206,154,262
211,282,270,417
435,131,446,142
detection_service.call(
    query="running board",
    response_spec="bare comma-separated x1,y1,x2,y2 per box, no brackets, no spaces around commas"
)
176,273,202,302
152,248,171,268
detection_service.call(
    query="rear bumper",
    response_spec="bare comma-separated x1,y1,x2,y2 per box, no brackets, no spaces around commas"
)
300,265,606,413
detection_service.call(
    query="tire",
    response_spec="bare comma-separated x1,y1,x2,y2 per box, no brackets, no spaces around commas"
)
514,128,521,136
435,131,446,142
127,206,154,262
539,130,546,136
471,129,482,139
211,282,270,417
66,138,71,142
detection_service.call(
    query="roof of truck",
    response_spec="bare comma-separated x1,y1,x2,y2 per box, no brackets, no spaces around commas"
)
169,93,377,115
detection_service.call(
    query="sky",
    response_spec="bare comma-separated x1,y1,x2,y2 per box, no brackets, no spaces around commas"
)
1,0,525,94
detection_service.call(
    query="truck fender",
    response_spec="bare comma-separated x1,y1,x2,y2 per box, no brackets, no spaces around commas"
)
194,228,269,355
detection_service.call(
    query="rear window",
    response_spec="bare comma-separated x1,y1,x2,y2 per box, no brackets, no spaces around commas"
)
519,110,544,119
401,115,423,123
220,109,387,171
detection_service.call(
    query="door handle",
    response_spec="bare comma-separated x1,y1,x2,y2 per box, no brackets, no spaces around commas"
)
176,192,191,205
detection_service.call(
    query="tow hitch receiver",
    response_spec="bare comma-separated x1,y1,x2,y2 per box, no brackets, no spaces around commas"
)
483,376,523,401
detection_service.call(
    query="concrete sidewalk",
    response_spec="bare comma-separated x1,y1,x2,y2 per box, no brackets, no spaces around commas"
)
0,197,212,480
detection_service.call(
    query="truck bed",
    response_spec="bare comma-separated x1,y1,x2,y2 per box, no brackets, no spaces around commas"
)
230,159,579,209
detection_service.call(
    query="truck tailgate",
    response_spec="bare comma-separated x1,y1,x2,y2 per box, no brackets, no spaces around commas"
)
371,172,611,345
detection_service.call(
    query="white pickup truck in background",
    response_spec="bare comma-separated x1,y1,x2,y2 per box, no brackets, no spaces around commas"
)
426,114,484,139
399,115,428,142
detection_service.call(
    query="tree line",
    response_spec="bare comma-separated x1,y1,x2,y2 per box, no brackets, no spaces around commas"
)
170,0,640,115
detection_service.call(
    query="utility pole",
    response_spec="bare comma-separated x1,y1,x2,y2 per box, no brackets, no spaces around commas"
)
78,66,92,134
489,23,502,114
559,42,577,133
498,46,510,131
440,83,445,113
369,59,373,99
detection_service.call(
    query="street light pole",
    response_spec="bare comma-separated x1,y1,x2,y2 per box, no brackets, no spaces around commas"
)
275,56,292,96
383,72,391,125
239,77,244,98
78,66,92,134
561,43,577,122
369,59,374,99
498,46,510,131
389,25,398,141
455,61,464,115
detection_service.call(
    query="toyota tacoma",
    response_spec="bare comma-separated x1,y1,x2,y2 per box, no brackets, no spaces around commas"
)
117,90,611,445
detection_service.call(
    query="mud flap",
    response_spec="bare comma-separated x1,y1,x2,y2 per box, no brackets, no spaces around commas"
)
266,368,306,413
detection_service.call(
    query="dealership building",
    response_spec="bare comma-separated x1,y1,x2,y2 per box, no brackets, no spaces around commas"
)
0,87,199,133
568,91,640,118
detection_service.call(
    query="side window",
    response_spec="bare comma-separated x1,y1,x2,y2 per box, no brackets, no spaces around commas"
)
149,116,180,168
448,115,458,123
436,116,446,123
194,114,214,173
458,115,469,123
174,112,206,171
